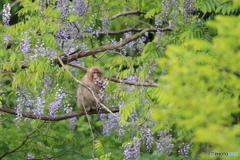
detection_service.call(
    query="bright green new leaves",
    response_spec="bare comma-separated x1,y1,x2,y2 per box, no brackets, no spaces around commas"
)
120,100,136,122
216,1,237,14
195,0,221,13
41,34,57,49
195,0,238,15
145,8,160,18
233,0,240,7
12,58,51,89
94,140,112,159
154,15,240,159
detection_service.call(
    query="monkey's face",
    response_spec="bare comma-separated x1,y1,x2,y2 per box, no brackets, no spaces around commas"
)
92,71,101,82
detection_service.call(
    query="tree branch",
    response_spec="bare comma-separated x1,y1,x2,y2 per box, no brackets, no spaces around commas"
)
0,105,119,121
110,11,146,20
59,28,150,64
95,27,172,35
67,63,159,87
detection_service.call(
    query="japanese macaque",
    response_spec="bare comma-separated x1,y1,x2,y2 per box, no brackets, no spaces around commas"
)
77,66,105,111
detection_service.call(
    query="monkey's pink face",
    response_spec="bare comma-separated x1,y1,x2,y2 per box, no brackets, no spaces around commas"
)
92,71,101,82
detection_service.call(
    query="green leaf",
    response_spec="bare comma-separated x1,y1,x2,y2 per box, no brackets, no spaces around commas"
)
94,140,104,155
2,63,14,71
68,14,79,22
12,70,26,88
9,52,17,63
42,34,57,49
120,100,135,122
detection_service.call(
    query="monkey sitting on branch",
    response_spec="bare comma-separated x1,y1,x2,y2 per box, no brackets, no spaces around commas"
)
77,66,105,111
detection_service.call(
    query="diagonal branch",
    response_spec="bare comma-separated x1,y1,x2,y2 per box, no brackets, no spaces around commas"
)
59,28,150,64
0,105,119,122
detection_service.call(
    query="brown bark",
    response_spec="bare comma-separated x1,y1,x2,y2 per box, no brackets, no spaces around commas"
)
0,105,119,121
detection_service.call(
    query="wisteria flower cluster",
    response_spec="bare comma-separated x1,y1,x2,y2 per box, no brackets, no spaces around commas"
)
19,33,56,61
96,79,108,101
100,113,120,135
183,0,196,15
2,4,11,25
123,137,141,160
156,130,174,155
178,142,191,158
72,0,86,16
101,16,111,34
140,127,154,152
56,0,70,18
155,0,180,27
183,0,196,23
49,88,67,117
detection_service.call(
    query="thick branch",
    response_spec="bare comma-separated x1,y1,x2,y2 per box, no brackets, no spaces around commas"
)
0,105,119,121
68,63,159,87
59,28,150,64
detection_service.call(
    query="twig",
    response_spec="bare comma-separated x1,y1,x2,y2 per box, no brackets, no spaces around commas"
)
129,17,154,28
93,27,172,35
110,11,146,20
107,50,132,68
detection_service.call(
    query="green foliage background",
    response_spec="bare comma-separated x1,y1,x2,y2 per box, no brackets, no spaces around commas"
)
0,0,240,159
155,15,240,159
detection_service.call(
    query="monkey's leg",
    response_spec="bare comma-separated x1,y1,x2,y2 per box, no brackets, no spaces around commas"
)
90,105,97,110
85,106,91,111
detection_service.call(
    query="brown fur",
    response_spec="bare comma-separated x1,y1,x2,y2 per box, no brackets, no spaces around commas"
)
77,66,104,111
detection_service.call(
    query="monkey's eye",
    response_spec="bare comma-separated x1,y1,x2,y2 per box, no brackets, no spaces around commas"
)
93,71,100,74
